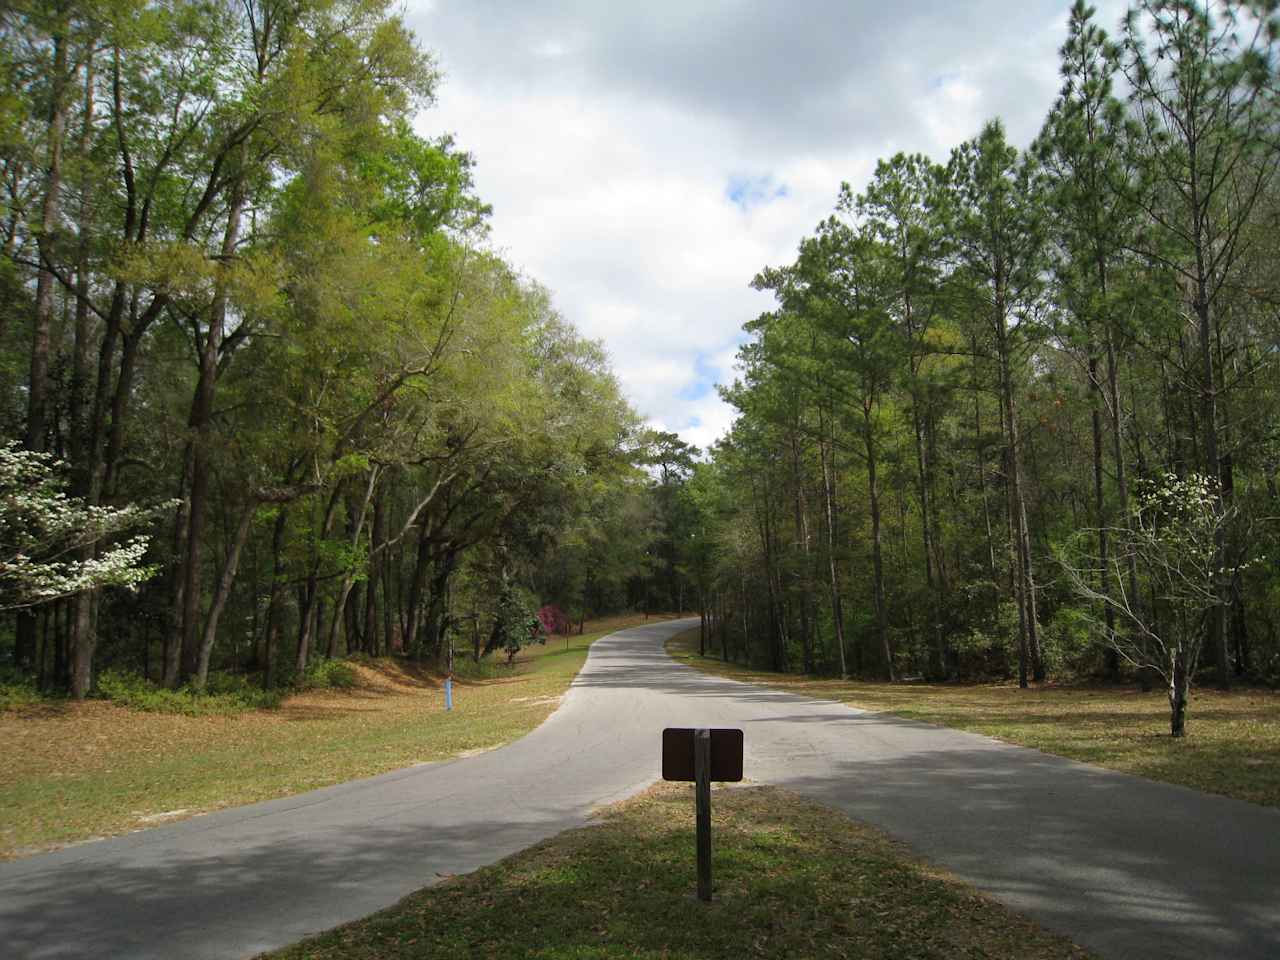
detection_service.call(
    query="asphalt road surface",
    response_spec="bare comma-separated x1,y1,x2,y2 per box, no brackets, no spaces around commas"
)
2,619,1277,959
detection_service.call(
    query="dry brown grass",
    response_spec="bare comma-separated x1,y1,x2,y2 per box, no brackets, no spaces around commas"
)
263,782,1093,960
0,613,685,860
667,629,1280,808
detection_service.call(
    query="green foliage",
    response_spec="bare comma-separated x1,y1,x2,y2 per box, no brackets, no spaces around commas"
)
95,670,285,716
94,660,358,716
0,665,45,709
450,656,505,681
486,578,545,665
1041,604,1100,679
297,659,359,691
691,1,1280,700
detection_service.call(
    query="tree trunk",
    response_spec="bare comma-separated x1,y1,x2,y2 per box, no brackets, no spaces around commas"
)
69,50,96,489
1089,350,1119,679
790,430,813,673
819,410,848,679
421,550,458,660
756,481,785,672
1192,293,1229,690
1169,647,1189,738
178,178,247,683
17,22,71,672
864,402,893,682
996,305,1042,685
194,504,255,689
261,506,289,688
912,399,946,679
295,582,314,675
382,538,396,656
404,525,433,653
25,22,68,457
296,487,344,674
364,491,385,654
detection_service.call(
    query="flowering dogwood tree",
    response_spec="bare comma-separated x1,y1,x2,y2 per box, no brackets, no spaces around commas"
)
0,443,168,611
1058,473,1241,737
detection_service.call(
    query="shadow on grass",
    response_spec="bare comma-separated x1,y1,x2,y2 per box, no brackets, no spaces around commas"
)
4,620,1276,960
3,734,1276,960
264,785,1092,960
1,699,77,720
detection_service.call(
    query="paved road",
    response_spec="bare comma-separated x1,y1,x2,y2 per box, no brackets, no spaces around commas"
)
2,619,1277,959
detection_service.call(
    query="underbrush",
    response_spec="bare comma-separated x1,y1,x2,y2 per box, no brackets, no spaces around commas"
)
450,655,508,681
0,667,46,709
95,669,286,716
93,658,358,716
295,658,358,691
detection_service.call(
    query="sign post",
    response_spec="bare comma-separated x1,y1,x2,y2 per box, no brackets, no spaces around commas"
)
445,640,454,711
662,727,743,903
694,729,712,901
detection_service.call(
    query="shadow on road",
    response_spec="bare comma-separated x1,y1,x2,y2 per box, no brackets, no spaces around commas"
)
0,799,588,960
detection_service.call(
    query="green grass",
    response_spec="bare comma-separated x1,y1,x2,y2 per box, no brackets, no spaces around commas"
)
667,629,1280,808
260,782,1091,960
0,613,678,859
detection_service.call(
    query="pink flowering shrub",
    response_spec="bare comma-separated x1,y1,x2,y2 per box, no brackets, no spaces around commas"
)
537,604,572,636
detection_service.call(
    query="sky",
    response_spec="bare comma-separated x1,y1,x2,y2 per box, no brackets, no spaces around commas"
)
404,1,1129,452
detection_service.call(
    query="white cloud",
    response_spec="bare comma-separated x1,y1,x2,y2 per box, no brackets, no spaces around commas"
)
406,1,1132,448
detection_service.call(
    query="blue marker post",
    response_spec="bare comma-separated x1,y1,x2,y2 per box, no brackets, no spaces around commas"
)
444,674,453,711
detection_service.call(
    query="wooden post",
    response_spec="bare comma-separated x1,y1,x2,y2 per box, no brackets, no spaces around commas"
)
695,727,712,902
445,640,454,711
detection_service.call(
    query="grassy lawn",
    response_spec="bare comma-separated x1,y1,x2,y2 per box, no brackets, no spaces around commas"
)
0,613,677,860
260,781,1091,960
667,629,1280,809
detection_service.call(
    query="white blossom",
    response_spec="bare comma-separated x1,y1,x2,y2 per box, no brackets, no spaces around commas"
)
0,442,178,610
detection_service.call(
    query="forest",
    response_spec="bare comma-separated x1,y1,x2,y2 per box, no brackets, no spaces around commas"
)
674,0,1280,733
0,0,691,702
5,1,1280,739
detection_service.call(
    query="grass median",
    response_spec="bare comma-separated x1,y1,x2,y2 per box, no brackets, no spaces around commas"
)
260,781,1091,960
666,628,1280,808
0,613,679,860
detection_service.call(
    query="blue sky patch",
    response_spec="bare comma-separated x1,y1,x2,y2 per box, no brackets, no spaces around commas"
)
726,174,790,211
678,352,726,405
679,380,712,402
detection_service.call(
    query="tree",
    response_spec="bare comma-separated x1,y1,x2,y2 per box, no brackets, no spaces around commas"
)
0,442,171,694
1058,473,1240,735
855,153,954,677
1037,1,1140,679
802,219,903,680
1119,0,1280,687
948,120,1050,686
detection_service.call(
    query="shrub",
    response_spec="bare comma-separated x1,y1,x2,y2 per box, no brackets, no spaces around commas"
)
296,658,358,691
537,604,572,636
95,669,284,715
0,668,45,709
1040,603,1098,679
452,656,504,681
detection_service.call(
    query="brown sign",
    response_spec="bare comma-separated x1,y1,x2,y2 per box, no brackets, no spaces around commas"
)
662,727,743,782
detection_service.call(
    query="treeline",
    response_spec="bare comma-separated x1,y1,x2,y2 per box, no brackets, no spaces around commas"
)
676,0,1280,692
0,0,672,699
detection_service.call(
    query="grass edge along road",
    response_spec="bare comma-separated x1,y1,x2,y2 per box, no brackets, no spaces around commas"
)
0,614,682,860
667,628,1280,809
259,781,1093,960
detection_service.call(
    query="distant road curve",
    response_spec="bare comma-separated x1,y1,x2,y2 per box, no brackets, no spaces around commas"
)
1,619,1276,959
